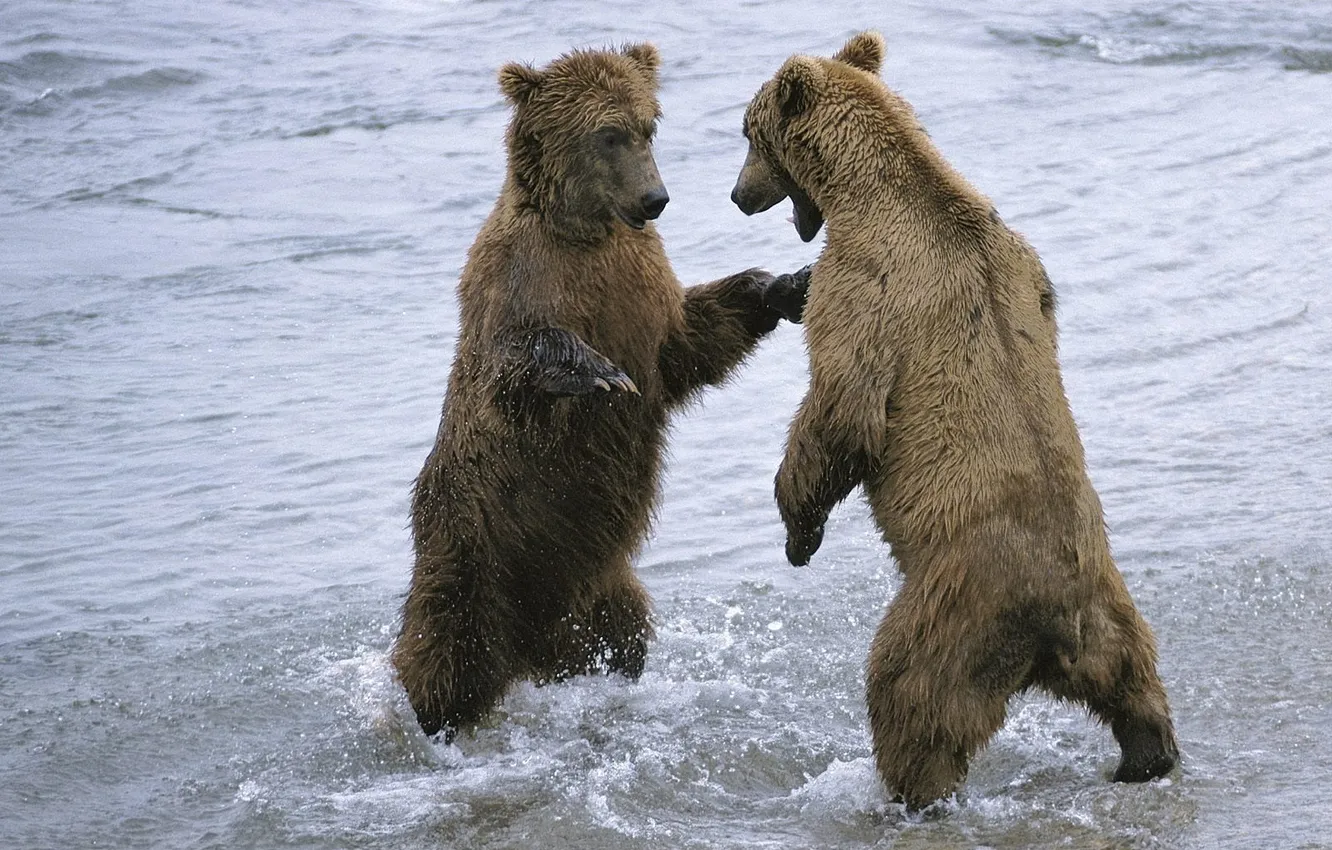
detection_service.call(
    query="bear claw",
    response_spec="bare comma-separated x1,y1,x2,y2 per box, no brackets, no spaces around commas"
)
598,374,638,395
614,375,639,395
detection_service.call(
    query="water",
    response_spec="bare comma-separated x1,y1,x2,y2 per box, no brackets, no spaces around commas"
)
2,1,1330,847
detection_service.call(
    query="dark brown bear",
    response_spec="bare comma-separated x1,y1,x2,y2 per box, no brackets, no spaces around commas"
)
393,43,805,739
732,32,1179,809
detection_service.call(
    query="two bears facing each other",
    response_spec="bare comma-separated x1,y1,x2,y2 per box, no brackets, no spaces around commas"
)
393,43,808,740
732,31,1179,809
393,33,1180,812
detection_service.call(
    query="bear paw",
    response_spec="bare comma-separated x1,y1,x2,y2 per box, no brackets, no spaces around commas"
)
764,263,813,324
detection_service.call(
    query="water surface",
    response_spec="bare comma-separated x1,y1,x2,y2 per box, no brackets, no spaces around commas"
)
3,1,1331,848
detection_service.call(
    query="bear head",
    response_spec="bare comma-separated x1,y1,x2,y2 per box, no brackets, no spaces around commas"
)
731,31,888,242
498,43,669,244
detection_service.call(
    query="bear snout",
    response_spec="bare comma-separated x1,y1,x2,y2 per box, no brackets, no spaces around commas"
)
730,184,749,213
731,181,782,216
730,183,756,214
639,186,670,220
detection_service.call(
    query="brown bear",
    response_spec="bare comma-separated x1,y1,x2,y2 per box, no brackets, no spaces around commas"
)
731,32,1179,809
393,43,806,740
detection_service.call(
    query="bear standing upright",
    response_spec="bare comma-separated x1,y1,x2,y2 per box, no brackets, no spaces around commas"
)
394,43,804,739
732,32,1179,808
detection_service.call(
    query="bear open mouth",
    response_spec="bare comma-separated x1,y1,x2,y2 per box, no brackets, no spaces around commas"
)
790,187,823,242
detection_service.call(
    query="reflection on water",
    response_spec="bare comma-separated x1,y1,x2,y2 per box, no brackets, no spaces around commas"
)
2,1,1330,848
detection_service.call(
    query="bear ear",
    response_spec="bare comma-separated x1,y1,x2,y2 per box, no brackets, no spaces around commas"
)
775,56,821,119
833,31,885,75
498,62,543,105
621,42,661,82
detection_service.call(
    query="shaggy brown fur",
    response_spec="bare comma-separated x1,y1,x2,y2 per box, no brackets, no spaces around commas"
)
733,32,1178,809
394,43,803,739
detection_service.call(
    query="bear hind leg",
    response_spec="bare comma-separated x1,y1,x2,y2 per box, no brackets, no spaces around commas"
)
396,636,514,741
533,566,653,683
393,558,517,739
866,586,1029,810
1036,600,1179,783
588,573,653,679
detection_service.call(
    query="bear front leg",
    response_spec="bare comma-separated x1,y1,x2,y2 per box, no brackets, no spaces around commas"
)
658,268,786,408
499,326,639,399
775,393,868,566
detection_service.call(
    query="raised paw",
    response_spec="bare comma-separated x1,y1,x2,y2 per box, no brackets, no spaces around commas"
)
764,263,813,324
735,267,777,290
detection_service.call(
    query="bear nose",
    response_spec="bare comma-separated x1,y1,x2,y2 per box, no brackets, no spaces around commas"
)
640,187,669,220
731,184,757,216
730,185,747,213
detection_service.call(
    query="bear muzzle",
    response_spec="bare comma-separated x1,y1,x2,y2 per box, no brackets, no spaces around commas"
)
639,186,670,221
617,186,669,230
730,181,783,217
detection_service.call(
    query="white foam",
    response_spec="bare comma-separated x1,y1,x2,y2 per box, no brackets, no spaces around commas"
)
324,775,468,834
789,757,888,816
1078,34,1174,64
580,753,670,839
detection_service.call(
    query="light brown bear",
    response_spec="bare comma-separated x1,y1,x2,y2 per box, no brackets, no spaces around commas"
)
393,43,807,740
732,32,1179,809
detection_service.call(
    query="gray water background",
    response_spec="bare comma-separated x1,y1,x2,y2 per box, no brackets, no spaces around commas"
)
3,1,1331,847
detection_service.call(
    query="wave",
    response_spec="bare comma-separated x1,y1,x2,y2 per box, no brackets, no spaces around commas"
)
1080,303,1310,371
0,309,101,348
283,104,496,140
0,48,136,84
991,27,1266,67
1281,45,1332,72
0,49,202,118
69,66,204,98
991,5,1332,71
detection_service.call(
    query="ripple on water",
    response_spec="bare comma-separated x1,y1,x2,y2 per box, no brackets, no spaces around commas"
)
4,0,1332,848
989,5,1332,71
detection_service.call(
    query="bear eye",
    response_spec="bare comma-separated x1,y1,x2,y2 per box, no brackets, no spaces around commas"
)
595,126,629,149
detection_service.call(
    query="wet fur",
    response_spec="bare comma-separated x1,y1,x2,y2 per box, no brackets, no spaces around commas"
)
395,44,783,738
736,32,1179,808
